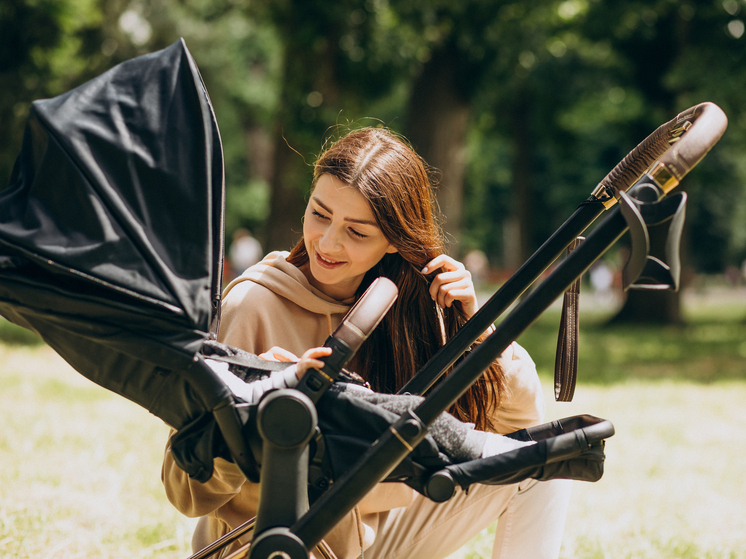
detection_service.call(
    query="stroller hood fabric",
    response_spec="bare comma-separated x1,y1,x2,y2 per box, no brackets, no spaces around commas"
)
0,39,225,428
1,38,223,331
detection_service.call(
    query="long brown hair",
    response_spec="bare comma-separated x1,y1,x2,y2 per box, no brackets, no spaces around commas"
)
288,127,504,431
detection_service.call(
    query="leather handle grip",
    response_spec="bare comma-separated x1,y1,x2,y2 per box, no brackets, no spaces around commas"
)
658,102,728,182
595,102,728,204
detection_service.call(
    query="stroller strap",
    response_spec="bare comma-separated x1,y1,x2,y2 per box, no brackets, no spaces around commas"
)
554,236,584,402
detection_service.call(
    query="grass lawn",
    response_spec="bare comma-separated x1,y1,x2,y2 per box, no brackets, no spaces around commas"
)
449,286,746,559
552,381,746,559
0,286,744,558
449,381,746,559
0,344,195,559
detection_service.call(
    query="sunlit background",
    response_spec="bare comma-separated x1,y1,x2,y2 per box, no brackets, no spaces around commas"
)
1,1,745,558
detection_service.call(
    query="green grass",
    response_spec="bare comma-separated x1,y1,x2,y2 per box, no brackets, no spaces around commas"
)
448,288,746,559
555,380,746,559
0,345,196,559
448,380,746,559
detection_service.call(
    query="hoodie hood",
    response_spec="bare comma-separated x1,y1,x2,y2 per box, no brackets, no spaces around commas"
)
223,251,352,320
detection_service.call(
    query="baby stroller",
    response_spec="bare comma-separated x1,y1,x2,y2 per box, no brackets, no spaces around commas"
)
0,41,726,559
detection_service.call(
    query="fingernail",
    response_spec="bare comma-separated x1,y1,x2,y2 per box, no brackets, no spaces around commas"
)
421,266,428,273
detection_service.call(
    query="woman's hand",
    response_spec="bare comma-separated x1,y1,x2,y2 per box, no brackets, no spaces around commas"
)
258,346,299,362
422,254,478,319
295,347,332,379
258,346,332,379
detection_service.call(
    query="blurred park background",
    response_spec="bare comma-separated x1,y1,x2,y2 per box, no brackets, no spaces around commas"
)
1,0,746,558
4,0,746,303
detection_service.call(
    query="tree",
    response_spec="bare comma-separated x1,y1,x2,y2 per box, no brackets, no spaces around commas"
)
405,43,471,249
0,0,95,185
391,0,574,262
1,0,176,187
578,0,746,323
243,0,415,251
6,0,744,297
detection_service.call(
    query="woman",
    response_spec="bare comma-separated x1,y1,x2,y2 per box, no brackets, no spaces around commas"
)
162,127,571,559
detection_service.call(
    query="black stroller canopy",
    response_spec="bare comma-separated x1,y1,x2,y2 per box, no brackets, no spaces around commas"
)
1,38,223,335
0,39,225,429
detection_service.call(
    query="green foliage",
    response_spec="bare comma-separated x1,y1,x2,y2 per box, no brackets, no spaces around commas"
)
2,0,746,272
225,178,271,234
574,0,746,270
0,0,172,187
150,0,285,238
462,0,746,270
0,318,42,346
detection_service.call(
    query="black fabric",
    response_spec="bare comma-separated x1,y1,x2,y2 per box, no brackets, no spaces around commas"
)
1,38,223,333
441,415,612,489
443,443,606,489
315,387,611,493
328,387,481,462
0,40,225,432
317,386,451,484
170,411,231,483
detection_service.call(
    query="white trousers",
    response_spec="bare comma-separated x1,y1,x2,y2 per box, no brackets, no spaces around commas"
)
360,478,573,559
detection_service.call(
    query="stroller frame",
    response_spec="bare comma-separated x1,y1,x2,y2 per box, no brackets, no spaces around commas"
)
0,40,727,559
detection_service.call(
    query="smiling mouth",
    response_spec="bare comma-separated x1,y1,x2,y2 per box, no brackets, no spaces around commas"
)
315,251,345,268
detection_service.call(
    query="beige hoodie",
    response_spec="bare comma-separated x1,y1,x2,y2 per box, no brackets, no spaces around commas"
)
219,251,353,355
162,251,545,559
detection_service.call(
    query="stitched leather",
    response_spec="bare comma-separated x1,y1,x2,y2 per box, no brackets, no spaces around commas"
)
554,237,584,402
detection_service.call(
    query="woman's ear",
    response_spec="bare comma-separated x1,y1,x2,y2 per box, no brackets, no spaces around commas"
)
385,243,398,254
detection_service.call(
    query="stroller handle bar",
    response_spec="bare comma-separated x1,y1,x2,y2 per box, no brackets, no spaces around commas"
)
594,101,729,208
296,277,398,403
543,417,615,464
401,101,728,397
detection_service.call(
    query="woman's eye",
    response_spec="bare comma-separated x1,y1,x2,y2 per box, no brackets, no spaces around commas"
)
312,210,329,220
349,228,368,239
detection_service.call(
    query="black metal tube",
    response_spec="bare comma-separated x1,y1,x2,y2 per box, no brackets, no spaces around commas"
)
399,199,605,396
413,208,628,425
293,206,628,550
292,418,418,549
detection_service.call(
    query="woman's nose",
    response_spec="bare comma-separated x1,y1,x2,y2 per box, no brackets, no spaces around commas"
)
319,226,342,252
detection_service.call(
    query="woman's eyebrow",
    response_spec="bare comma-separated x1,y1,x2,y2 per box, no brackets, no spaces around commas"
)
312,196,379,226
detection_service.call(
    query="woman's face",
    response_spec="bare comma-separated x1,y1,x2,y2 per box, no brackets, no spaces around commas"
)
301,173,397,300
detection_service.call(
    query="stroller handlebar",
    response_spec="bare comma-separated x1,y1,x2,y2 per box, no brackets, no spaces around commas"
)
593,101,728,208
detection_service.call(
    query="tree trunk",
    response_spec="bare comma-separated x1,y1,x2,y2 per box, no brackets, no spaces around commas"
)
263,122,308,252
263,5,341,253
405,47,471,254
606,4,689,325
510,95,533,267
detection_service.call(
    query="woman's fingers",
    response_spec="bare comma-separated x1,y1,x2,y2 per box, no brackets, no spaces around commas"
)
259,346,333,379
422,255,478,318
295,347,333,378
258,346,299,362
421,254,460,275
300,346,333,360
424,255,468,303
